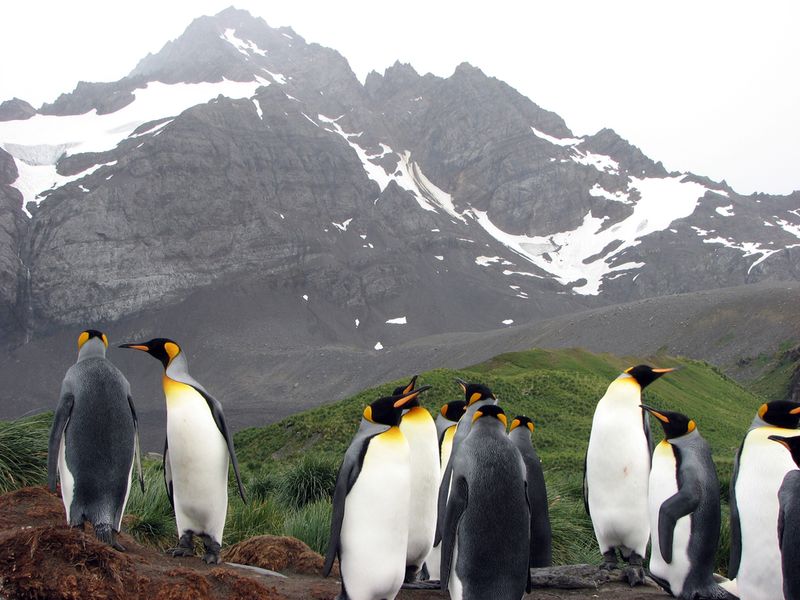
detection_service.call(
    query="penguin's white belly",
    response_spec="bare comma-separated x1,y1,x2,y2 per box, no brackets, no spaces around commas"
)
58,434,75,522
448,536,463,600
166,382,229,541
648,441,691,596
440,426,456,474
341,428,410,600
586,390,650,553
400,408,439,569
736,426,800,600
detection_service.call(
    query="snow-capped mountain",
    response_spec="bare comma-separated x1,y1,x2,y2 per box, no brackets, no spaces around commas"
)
0,6,798,348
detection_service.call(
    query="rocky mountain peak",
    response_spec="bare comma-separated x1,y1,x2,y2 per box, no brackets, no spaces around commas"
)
0,99,36,122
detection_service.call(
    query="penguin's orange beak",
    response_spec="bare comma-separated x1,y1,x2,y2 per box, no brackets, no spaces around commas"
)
119,343,149,352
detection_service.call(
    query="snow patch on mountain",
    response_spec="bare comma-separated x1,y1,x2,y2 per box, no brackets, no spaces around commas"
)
470,174,714,294
530,127,583,146
571,149,619,174
386,316,407,325
221,28,268,57
715,205,734,216
0,79,268,213
590,183,632,204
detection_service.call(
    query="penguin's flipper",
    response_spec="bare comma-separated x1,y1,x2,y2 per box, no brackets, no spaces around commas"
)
47,389,74,492
777,501,785,549
440,476,468,592
193,387,247,503
523,478,532,593
727,442,744,578
127,394,144,492
658,481,700,564
642,408,654,465
324,435,372,577
163,438,174,508
435,453,455,545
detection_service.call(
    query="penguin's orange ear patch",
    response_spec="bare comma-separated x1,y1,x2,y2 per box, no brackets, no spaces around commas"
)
509,418,521,432
469,392,482,404
363,406,373,422
527,421,535,433
77,331,90,349
498,413,508,428
758,404,768,418
471,410,484,424
164,342,181,360
101,334,109,347
687,420,696,433
440,404,449,417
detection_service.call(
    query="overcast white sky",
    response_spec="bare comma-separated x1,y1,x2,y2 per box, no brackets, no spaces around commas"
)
1,0,798,195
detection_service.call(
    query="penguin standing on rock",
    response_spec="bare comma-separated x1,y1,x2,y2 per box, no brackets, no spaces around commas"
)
394,376,439,582
729,400,800,600
768,434,800,600
584,364,676,585
643,405,735,600
436,380,498,544
426,400,467,581
120,338,246,564
508,415,552,568
324,385,432,600
440,405,531,599
48,330,144,551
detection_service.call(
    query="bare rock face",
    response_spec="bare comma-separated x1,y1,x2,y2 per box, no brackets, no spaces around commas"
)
0,98,36,122
0,148,26,342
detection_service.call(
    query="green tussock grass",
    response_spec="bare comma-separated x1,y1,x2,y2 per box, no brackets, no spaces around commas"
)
0,413,51,493
283,499,332,555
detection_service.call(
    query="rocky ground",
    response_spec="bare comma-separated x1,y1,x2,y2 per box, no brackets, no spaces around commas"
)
0,486,672,600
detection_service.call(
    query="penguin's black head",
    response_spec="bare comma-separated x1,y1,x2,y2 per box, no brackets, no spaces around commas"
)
471,404,507,429
392,375,419,404
757,401,800,429
78,329,108,350
440,400,467,422
768,435,800,468
641,405,696,439
119,338,181,369
625,365,676,389
364,385,432,426
509,415,535,434
455,378,495,405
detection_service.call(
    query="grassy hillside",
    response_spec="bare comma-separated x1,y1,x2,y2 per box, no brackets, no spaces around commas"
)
236,348,758,476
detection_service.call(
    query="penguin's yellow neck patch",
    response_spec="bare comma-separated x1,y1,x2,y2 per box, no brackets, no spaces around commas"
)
402,406,430,424
378,425,405,444
162,376,202,408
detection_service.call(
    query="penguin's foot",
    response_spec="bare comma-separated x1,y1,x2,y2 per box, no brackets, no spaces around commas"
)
200,534,221,565
403,565,421,583
622,553,646,587
600,549,618,570
93,523,124,551
170,532,195,558
420,562,430,581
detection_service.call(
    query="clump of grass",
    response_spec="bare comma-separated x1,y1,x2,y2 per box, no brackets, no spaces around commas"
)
0,413,50,493
546,472,601,566
283,499,332,555
225,496,285,546
124,461,174,550
246,469,280,502
277,455,337,508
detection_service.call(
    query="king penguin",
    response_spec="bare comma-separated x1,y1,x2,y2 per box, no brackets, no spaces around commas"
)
584,364,675,585
643,405,735,600
324,384,432,600
768,434,800,600
508,415,552,568
394,376,439,582
120,338,246,564
47,330,144,550
729,400,800,600
436,380,498,544
440,405,531,599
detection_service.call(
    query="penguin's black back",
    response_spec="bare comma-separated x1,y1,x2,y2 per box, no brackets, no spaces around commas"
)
453,421,529,599
510,431,552,568
63,358,135,527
